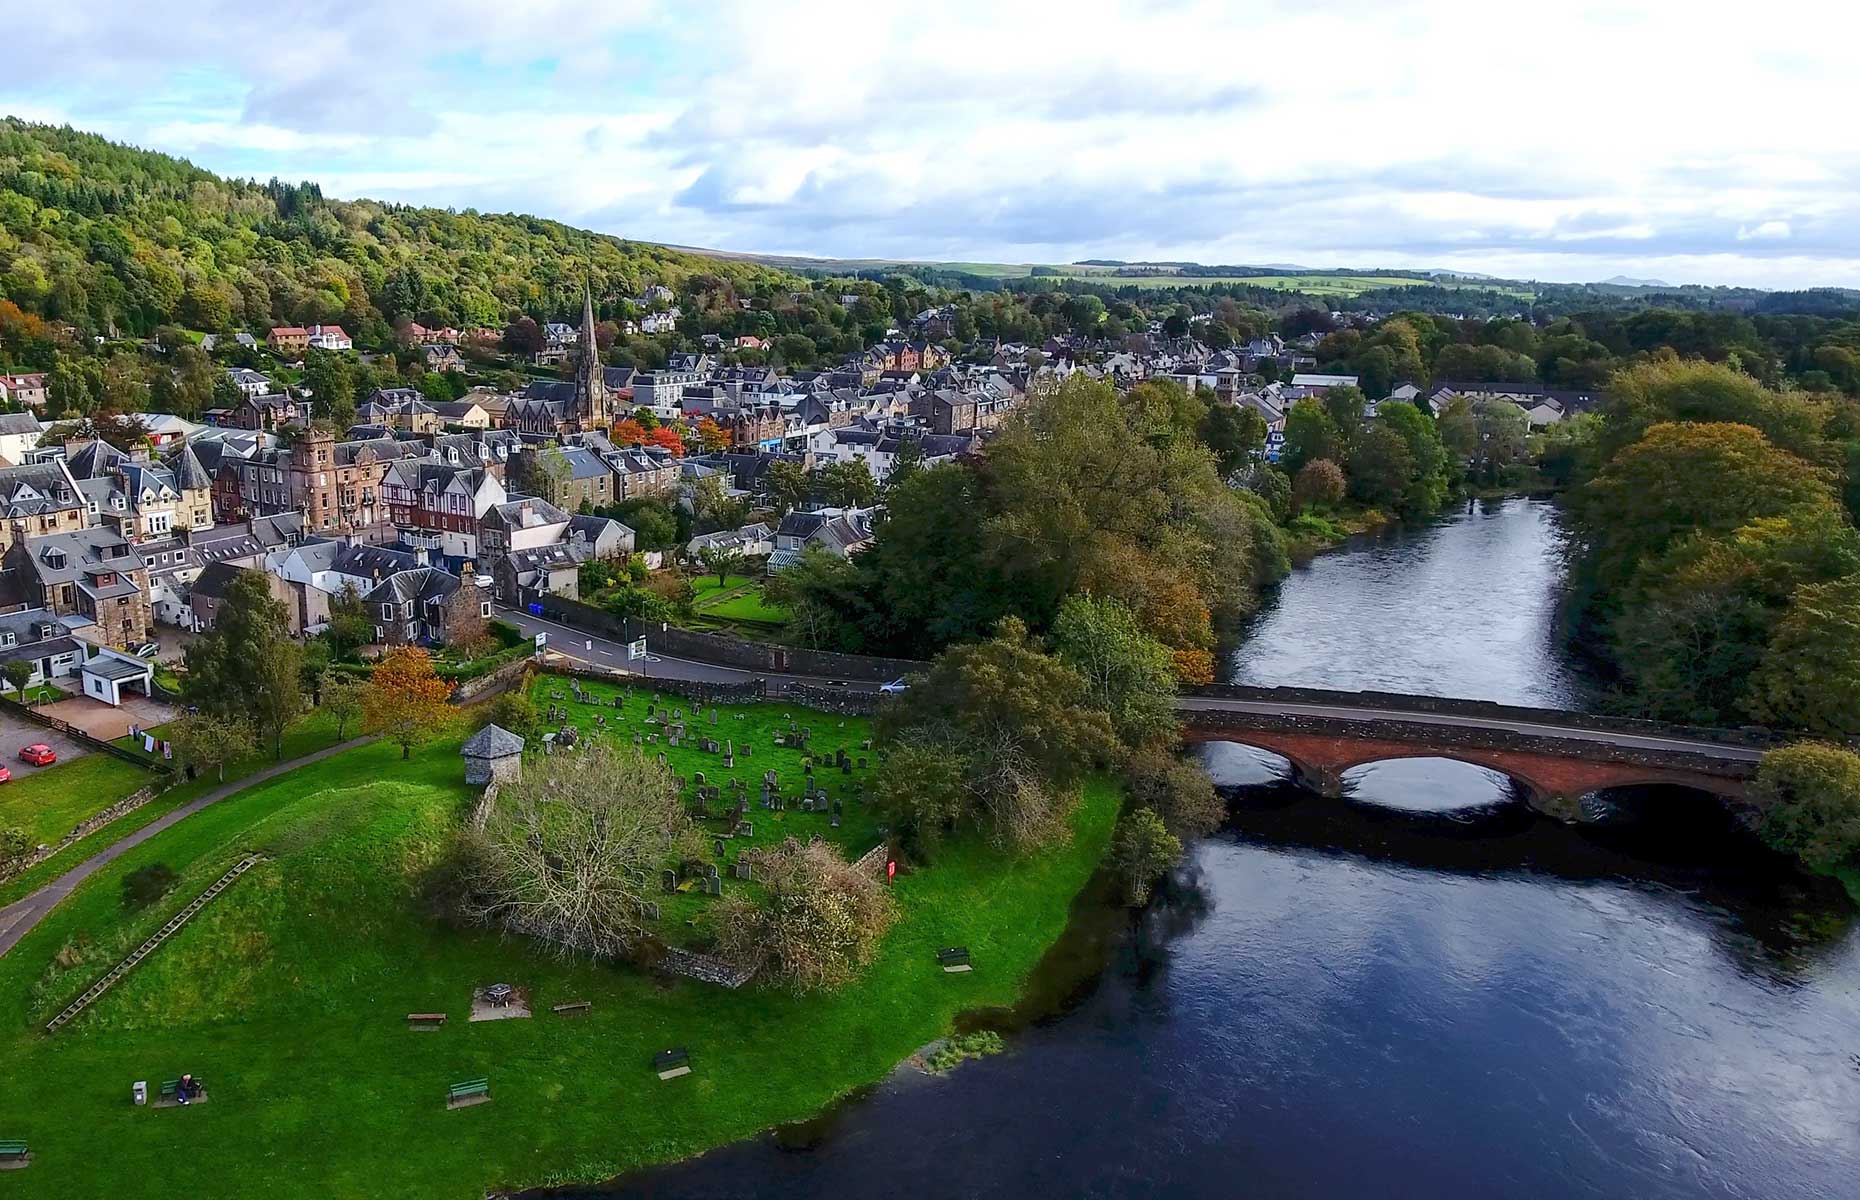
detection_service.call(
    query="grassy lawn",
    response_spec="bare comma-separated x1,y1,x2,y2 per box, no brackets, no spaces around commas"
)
0,682,1119,1199
689,573,788,626
0,755,152,848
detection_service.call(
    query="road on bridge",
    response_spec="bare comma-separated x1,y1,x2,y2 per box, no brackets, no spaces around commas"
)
1174,695,1764,764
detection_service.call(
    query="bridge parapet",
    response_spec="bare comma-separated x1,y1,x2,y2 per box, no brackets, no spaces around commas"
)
1183,684,1785,752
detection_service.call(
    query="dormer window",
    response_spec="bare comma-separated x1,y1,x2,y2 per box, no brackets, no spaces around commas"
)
0,632,13,647
42,547,65,569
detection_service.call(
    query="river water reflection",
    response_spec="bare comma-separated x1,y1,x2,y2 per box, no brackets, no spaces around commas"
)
578,498,1860,1199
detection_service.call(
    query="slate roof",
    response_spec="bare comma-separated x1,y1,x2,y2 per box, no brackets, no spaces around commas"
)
462,723,526,758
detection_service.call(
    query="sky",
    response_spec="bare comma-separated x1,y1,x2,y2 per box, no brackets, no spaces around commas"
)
5,0,1860,290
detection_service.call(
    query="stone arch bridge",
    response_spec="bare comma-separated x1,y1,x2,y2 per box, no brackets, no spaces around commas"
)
1175,687,1766,820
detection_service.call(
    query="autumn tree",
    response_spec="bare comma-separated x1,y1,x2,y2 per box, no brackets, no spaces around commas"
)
1123,747,1226,841
364,646,453,758
1291,459,1345,514
696,416,730,453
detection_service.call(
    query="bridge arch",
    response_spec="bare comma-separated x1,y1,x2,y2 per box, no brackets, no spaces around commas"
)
1181,726,1748,821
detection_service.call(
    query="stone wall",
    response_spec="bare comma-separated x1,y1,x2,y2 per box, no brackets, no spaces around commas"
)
778,682,887,715
653,946,756,989
538,596,927,682
453,656,537,704
0,781,164,884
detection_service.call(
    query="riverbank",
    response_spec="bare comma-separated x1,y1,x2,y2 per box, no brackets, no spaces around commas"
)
0,686,1120,1199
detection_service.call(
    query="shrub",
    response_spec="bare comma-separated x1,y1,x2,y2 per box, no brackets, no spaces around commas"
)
925,1030,1005,1073
485,689,539,740
714,837,898,992
1753,742,1860,872
121,863,178,910
1123,748,1225,840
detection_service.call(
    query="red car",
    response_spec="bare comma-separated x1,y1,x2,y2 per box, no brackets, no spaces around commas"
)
18,744,56,767
0,765,12,783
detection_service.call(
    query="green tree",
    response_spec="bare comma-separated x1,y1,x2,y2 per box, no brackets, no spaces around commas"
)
1375,400,1449,515
697,544,746,587
320,672,369,740
1752,742,1860,872
518,445,572,509
1748,574,1860,736
302,349,356,426
764,459,811,516
0,660,34,696
182,569,304,757
1107,807,1182,905
1050,594,1180,747
817,459,878,508
166,711,253,781
1123,748,1225,841
1322,385,1366,433
1345,424,1414,509
1281,399,1340,475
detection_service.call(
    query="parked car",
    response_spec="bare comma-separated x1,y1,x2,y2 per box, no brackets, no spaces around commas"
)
0,765,13,783
132,642,160,659
18,744,56,766
880,677,909,694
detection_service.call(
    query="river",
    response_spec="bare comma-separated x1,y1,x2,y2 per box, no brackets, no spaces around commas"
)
577,497,1860,1199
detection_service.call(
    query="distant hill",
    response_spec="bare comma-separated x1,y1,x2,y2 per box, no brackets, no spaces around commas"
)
0,118,806,341
1601,275,1671,287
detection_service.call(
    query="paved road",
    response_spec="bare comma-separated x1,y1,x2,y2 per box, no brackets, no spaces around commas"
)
498,607,887,692
1175,695,1764,763
0,735,376,957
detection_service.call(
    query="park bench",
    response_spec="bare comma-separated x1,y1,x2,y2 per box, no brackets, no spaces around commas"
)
159,1078,206,1105
552,1000,592,1016
654,1047,691,1080
446,1077,491,1109
406,1012,447,1029
0,1140,28,1169
937,946,973,973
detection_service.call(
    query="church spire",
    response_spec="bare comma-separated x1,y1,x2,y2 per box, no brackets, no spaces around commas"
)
573,266,606,428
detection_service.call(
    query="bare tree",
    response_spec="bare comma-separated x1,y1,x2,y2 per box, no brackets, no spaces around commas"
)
714,837,897,992
464,740,699,957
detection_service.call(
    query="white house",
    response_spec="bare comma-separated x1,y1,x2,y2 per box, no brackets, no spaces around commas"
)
0,411,43,467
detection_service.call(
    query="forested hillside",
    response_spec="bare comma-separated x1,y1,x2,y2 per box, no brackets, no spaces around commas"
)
0,119,801,347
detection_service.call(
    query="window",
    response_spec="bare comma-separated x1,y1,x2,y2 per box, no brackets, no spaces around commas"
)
479,601,491,618
380,603,393,619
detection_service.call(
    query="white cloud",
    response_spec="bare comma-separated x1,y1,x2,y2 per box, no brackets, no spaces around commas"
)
6,0,1860,286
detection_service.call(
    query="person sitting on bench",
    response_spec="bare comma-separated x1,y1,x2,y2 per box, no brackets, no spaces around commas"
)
176,1074,201,1105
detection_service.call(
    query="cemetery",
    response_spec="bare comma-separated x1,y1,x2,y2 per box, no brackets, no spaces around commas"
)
523,672,887,951
0,675,1121,1200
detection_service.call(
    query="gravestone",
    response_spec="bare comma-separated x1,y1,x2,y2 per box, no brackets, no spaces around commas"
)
709,708,719,725
668,734,681,748
842,760,852,774
657,752,669,766
693,771,707,788
660,869,677,893
674,708,683,720
765,770,779,787
704,875,722,897
714,837,728,857
705,863,719,879
643,901,660,920
723,740,735,768
830,811,840,828
737,821,754,838
734,859,753,881
646,702,655,717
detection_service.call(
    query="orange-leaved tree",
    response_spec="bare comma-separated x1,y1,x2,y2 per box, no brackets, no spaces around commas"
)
364,646,454,758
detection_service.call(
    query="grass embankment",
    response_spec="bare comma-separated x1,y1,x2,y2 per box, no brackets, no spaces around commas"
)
689,573,789,630
1283,505,1393,558
0,683,1118,1199
0,756,151,848
0,711,346,909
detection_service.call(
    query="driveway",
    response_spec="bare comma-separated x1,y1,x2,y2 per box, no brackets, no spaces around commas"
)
37,694,177,744
0,708,92,779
